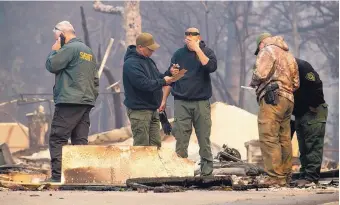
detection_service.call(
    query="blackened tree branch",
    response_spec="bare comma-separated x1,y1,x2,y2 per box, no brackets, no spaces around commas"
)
93,0,124,15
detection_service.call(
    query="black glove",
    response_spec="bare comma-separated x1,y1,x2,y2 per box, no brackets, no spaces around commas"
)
159,111,172,135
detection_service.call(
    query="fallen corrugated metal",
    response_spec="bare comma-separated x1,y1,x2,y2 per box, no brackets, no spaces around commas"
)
61,145,195,185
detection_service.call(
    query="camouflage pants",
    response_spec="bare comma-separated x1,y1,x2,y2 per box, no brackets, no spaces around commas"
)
258,96,294,178
172,100,213,176
127,109,161,148
295,103,328,182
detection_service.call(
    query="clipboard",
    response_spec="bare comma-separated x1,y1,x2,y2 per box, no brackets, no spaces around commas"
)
171,68,187,82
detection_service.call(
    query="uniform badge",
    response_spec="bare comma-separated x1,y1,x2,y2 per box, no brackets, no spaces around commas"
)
305,72,315,81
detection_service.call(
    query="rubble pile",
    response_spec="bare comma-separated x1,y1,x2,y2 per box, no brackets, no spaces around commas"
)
10,102,267,166
194,143,265,177
0,102,338,192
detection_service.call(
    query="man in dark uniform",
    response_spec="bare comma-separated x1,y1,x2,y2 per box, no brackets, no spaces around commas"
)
291,58,328,187
123,32,175,148
160,27,217,176
45,21,99,182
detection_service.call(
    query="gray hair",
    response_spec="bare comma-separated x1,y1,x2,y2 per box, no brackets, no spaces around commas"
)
53,21,75,34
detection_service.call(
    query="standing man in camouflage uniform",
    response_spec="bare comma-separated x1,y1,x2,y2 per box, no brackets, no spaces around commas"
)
250,33,299,186
292,58,328,187
123,33,175,148
160,28,217,176
46,21,99,182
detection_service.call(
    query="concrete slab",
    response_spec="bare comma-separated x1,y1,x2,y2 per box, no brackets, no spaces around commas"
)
61,145,195,185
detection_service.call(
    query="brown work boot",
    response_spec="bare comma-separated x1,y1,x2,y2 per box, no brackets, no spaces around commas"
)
285,173,293,185
262,177,287,187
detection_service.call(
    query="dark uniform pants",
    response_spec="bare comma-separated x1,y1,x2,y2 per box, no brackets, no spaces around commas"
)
258,96,294,178
295,103,328,182
49,104,93,180
127,109,161,148
173,99,213,176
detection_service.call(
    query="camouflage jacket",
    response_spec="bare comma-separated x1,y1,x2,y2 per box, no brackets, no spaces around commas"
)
250,36,300,103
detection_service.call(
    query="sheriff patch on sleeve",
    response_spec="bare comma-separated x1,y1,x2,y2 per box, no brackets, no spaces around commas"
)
305,72,315,81
80,52,93,62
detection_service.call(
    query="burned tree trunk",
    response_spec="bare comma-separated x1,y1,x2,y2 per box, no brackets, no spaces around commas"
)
123,1,142,46
234,2,252,108
96,44,123,129
92,0,142,129
80,6,91,49
93,0,142,47
238,49,246,108
103,69,124,129
81,5,125,129
290,2,300,57
224,20,240,105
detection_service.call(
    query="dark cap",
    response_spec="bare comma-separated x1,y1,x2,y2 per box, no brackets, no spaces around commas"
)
254,32,272,55
136,32,160,51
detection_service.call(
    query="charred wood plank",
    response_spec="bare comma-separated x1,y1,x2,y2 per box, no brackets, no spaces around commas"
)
126,176,232,188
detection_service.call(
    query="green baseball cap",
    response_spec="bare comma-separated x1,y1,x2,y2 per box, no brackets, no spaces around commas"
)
136,32,160,51
254,32,272,55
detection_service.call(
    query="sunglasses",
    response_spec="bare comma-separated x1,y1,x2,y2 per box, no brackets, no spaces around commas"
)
53,27,62,33
185,32,200,36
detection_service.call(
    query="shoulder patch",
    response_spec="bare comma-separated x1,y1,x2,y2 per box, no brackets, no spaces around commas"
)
79,52,93,62
305,72,315,81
